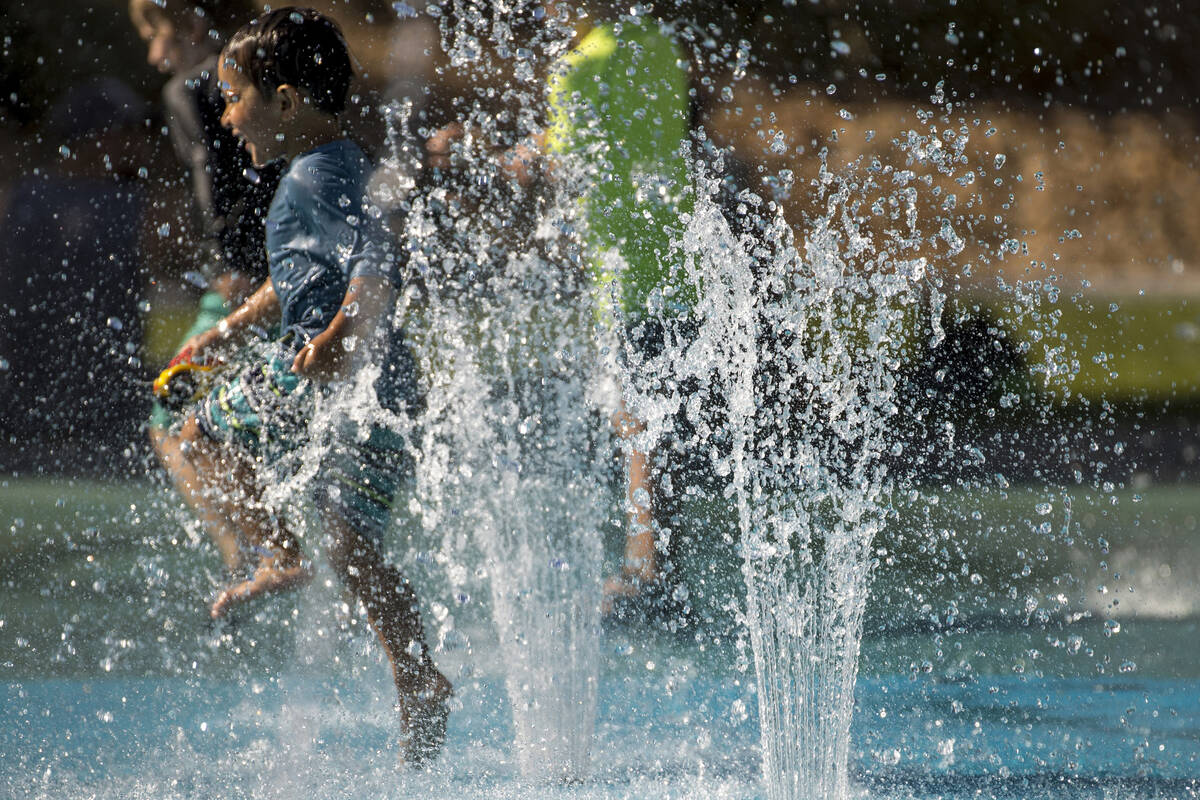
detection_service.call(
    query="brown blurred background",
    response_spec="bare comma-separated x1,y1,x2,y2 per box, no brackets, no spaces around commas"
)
1,0,1198,476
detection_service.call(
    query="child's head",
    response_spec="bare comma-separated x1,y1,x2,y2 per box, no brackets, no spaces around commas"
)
221,7,353,117
129,0,254,74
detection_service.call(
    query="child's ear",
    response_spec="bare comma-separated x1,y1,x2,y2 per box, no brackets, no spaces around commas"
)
276,84,302,119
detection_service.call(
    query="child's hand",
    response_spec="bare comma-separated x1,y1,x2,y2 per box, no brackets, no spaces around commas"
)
500,141,542,186
290,326,347,381
293,276,390,381
167,346,197,369
177,327,224,366
425,123,464,172
155,342,221,407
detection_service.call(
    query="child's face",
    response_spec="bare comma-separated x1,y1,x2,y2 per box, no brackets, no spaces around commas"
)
133,11,185,74
218,62,284,167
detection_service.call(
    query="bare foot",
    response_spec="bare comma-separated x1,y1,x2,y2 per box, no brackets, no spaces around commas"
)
601,570,657,616
398,668,453,768
210,555,313,619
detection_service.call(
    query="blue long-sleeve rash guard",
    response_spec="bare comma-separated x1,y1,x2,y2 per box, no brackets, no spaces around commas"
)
266,139,419,413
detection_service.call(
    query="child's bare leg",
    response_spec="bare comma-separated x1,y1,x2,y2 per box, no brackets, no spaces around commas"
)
624,443,657,581
603,405,659,609
171,414,311,618
151,425,243,572
325,514,452,766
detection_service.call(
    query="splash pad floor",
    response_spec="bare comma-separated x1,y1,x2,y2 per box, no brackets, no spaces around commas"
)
2,478,1198,799
5,667,1198,799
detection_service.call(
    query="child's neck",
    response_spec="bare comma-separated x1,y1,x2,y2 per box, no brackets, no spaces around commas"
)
281,111,344,162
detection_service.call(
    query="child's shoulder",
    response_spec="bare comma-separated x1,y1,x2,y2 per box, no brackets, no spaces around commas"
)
285,140,370,189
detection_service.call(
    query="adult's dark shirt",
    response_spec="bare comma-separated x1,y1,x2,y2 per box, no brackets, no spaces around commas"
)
162,55,281,280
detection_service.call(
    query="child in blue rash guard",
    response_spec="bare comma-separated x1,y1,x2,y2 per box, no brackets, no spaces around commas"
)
161,7,450,766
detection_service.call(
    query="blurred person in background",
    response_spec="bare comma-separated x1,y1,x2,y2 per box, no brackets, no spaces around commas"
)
129,0,283,573
427,0,694,619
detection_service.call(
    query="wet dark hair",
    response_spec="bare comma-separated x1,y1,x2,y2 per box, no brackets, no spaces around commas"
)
221,7,353,115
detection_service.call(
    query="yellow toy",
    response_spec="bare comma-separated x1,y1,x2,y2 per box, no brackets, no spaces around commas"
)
152,357,218,411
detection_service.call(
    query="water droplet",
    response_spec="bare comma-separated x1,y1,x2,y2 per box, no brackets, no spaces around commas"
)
182,271,208,289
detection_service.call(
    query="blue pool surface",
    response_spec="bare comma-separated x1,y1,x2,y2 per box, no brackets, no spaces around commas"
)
2,479,1198,799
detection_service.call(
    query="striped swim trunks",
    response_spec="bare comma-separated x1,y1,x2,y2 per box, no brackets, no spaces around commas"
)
195,341,310,457
196,339,411,542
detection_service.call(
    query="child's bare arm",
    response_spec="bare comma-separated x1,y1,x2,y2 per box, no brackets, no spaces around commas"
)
426,123,549,188
181,278,279,361
291,275,394,381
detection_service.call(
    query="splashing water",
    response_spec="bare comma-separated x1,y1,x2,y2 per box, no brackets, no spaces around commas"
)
621,116,970,796
395,2,973,791
387,3,609,778
10,3,1200,798
410,245,607,780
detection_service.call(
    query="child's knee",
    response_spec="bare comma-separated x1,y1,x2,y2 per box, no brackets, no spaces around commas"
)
175,412,235,473
176,412,202,443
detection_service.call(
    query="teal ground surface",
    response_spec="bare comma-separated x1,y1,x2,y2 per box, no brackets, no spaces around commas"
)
1,478,1197,798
